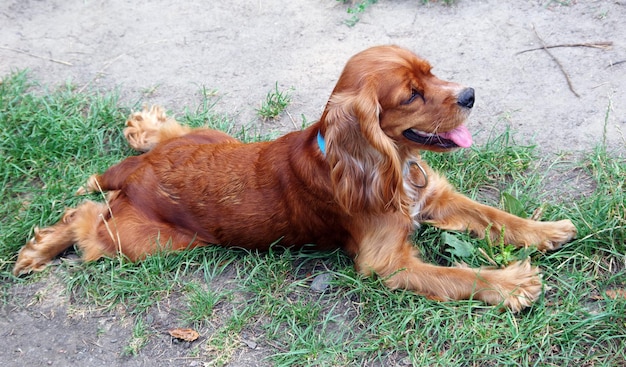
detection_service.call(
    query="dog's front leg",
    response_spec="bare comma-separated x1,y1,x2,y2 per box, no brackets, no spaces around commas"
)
350,214,543,312
419,174,576,251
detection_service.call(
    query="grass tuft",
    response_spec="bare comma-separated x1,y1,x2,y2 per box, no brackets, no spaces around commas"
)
182,282,228,326
256,82,292,121
338,0,456,27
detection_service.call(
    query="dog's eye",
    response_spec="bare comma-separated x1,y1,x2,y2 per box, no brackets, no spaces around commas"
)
403,89,424,105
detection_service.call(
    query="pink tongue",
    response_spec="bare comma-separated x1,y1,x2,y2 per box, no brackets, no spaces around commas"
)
438,125,473,148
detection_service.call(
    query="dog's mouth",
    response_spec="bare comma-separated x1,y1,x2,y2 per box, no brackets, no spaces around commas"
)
403,124,473,149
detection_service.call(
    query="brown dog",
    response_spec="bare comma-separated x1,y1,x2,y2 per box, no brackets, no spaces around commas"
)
13,45,576,312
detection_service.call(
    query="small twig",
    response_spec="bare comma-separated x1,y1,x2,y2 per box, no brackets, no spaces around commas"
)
607,60,626,68
0,45,73,66
572,225,626,245
92,179,123,255
76,40,167,93
516,41,612,55
478,248,499,267
285,110,298,129
531,26,580,98
77,53,125,93
530,205,544,221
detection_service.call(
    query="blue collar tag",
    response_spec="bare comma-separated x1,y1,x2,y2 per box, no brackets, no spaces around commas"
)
317,131,326,157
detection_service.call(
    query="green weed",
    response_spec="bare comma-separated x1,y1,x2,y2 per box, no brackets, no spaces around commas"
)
338,0,378,26
256,82,291,121
338,0,456,27
124,317,151,356
182,283,228,325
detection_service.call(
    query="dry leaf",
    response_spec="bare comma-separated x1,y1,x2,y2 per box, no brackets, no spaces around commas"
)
589,289,626,301
605,289,626,300
168,328,200,342
530,206,544,221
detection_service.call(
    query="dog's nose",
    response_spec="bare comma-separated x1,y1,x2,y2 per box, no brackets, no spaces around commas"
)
457,88,475,109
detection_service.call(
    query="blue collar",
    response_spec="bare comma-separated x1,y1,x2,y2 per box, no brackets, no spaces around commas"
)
317,130,326,156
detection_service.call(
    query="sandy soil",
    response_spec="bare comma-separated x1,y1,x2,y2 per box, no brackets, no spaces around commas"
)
1,0,625,366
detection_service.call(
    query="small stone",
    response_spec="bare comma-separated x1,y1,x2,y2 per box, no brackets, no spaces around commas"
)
310,273,333,293
241,338,257,349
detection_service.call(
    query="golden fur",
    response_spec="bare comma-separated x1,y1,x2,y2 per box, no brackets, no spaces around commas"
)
13,45,576,312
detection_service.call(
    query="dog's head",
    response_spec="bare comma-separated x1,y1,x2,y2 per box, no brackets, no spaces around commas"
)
321,45,474,214
322,45,474,153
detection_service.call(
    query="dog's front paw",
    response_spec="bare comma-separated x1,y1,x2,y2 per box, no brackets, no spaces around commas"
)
536,219,577,251
475,260,542,312
500,261,543,312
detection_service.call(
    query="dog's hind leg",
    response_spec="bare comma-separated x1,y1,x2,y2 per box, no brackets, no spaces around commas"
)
124,105,191,152
14,193,206,276
123,105,239,152
76,156,144,195
13,200,113,276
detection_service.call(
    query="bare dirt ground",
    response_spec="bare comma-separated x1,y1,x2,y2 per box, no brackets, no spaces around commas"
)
1,0,625,366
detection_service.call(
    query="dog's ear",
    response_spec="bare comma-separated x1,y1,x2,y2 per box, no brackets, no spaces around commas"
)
323,80,405,214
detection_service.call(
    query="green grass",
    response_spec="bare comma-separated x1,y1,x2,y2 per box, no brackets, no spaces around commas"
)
338,0,456,27
1,72,625,365
338,0,379,26
124,317,151,356
256,82,292,121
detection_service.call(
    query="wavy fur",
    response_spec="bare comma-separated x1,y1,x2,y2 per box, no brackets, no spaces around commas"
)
14,45,577,312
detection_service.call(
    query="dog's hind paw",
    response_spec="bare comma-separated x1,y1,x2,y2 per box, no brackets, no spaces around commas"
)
124,105,168,152
76,174,101,195
13,228,55,276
